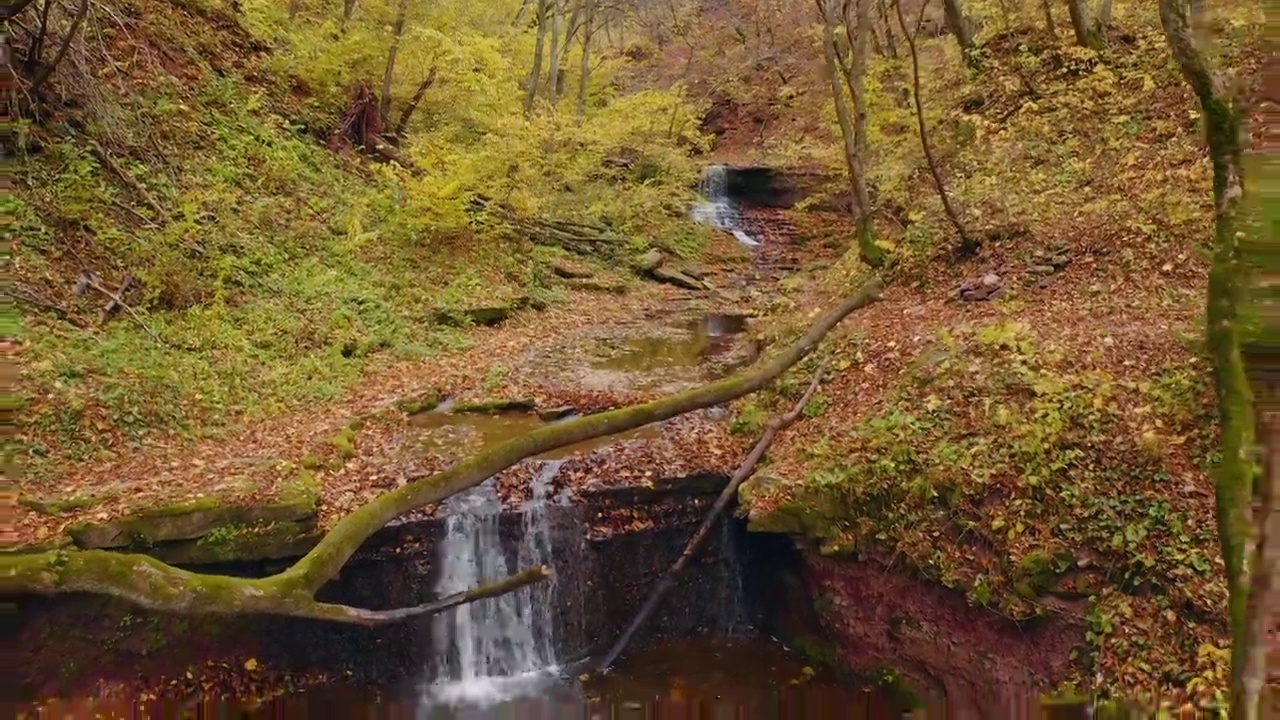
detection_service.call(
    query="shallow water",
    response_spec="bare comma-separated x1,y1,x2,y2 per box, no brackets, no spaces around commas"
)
20,639,907,720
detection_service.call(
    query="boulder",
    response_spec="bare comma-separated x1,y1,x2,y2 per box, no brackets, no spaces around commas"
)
636,249,665,272
551,260,594,279
649,266,709,291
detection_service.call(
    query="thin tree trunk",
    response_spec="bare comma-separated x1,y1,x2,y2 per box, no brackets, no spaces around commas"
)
393,65,437,139
1067,0,1103,49
342,0,357,25
546,0,562,104
817,0,882,268
28,0,88,95
1040,0,1056,36
288,0,300,19
378,0,409,126
1097,0,1113,28
513,0,535,26
524,0,549,116
576,0,593,117
598,358,830,672
1158,0,1256,716
838,0,883,268
877,0,898,58
941,0,975,57
894,0,974,256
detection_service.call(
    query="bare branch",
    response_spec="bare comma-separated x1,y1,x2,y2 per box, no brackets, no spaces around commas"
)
28,0,89,95
598,356,830,671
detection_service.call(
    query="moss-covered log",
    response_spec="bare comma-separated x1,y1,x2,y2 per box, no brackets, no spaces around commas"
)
0,278,884,622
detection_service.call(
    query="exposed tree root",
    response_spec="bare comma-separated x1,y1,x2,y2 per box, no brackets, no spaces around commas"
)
596,356,829,672
1,278,883,621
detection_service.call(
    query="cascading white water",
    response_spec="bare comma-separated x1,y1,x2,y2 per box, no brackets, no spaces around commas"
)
422,461,566,709
690,164,760,247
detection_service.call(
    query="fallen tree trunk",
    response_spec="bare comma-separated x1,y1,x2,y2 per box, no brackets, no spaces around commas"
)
596,356,829,672
1,278,883,621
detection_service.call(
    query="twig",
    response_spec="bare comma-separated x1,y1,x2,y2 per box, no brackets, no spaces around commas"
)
596,356,831,672
76,270,165,346
5,284,85,327
85,139,170,223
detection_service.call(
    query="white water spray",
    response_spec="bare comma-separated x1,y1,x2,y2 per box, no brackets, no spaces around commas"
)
691,164,759,247
422,461,566,709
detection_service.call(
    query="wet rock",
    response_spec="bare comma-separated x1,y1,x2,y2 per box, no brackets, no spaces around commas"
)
537,405,577,421
452,398,537,414
67,488,320,550
552,260,594,279
392,390,441,415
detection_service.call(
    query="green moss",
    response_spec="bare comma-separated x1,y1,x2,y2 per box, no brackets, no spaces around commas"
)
18,494,102,514
329,427,357,459
393,390,441,415
744,321,1222,631
451,398,537,414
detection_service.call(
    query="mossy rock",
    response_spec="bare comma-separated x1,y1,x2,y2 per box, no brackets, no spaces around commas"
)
66,486,320,550
147,520,324,565
452,398,537,414
330,426,358,459
560,277,627,295
393,390,441,415
431,296,547,328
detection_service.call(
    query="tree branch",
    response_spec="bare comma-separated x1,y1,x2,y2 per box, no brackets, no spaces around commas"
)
28,0,88,96
1,279,885,620
597,356,830,672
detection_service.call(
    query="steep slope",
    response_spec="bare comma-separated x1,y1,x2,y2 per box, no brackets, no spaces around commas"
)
725,3,1265,708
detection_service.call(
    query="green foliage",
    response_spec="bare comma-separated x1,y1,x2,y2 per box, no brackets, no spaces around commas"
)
16,0,712,471
754,320,1224,641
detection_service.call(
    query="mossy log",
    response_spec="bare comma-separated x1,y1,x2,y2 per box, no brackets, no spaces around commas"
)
0,278,884,623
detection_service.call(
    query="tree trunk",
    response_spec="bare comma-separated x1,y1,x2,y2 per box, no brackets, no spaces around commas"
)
576,0,593,117
1096,0,1113,28
28,0,88,96
877,0,898,58
288,0,300,19
524,0,549,116
941,0,975,57
1040,0,1056,37
1158,0,1257,716
1067,0,1103,49
378,0,409,126
895,0,974,257
513,0,535,26
393,65,438,139
342,0,357,25
837,0,884,268
546,0,562,104
0,279,885,620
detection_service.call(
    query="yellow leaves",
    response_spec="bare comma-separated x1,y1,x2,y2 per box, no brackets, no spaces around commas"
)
243,657,260,671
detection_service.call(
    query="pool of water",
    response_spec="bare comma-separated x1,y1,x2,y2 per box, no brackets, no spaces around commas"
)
19,639,909,720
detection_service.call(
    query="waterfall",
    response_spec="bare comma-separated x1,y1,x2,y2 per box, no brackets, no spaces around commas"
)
691,164,760,248
422,461,566,709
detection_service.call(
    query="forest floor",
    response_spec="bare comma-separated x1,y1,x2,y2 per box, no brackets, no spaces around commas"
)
12,213,834,548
